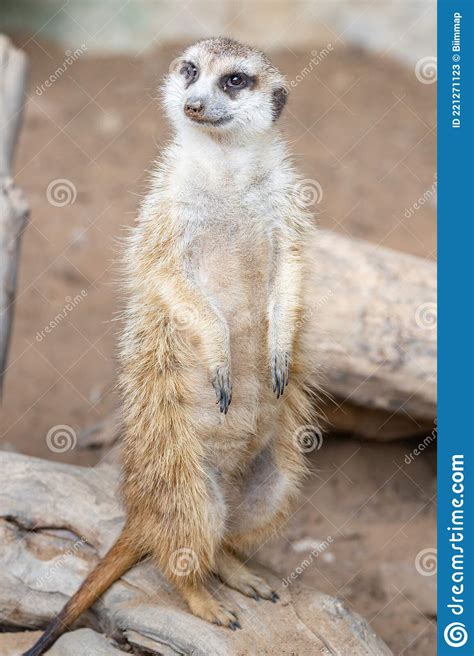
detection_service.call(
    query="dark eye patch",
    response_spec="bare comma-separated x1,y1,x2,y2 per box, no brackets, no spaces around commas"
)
271,87,288,121
180,61,199,86
220,72,256,98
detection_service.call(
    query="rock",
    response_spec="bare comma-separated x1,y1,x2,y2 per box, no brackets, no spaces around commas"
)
0,631,43,656
4,628,126,656
49,628,126,655
0,452,393,655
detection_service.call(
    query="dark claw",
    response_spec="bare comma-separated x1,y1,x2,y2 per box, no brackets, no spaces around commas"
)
212,366,232,414
220,389,230,414
271,352,289,399
271,591,279,603
251,589,260,601
229,620,241,631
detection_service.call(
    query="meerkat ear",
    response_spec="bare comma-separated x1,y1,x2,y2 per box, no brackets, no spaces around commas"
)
169,56,184,75
272,87,288,121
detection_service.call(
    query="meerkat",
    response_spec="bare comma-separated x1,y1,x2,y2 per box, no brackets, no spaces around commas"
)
24,36,319,655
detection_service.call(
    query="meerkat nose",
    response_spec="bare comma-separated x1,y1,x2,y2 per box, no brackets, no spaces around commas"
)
184,99,204,117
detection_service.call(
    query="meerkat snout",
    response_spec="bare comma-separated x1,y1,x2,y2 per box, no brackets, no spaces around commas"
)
184,98,204,117
164,37,288,138
183,97,213,123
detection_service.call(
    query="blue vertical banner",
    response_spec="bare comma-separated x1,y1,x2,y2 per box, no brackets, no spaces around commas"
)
438,0,474,654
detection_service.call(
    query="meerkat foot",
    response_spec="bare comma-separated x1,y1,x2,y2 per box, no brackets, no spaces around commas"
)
179,582,241,630
216,550,279,602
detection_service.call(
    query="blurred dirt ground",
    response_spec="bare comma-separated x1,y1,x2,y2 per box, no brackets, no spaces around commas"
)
1,38,436,655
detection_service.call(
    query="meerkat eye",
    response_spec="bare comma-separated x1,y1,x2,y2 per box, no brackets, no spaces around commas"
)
180,62,199,83
223,73,248,90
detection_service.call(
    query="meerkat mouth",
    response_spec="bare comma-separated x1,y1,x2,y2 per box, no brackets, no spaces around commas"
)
186,115,233,127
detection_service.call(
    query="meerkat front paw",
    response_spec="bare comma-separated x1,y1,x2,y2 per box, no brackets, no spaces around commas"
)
271,351,290,398
211,364,232,414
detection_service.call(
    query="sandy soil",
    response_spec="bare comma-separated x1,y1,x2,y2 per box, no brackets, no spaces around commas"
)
1,37,436,655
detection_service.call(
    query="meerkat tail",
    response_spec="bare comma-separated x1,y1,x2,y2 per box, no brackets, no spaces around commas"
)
22,529,141,656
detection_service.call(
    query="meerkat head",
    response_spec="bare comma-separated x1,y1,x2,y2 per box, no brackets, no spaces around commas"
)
163,37,288,140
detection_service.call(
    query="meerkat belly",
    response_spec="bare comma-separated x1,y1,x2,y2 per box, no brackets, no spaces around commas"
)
197,223,271,371
191,218,275,455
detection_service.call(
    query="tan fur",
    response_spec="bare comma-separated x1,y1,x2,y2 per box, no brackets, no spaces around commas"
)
24,38,319,654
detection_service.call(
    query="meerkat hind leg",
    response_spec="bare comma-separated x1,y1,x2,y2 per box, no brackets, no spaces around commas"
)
216,549,279,602
177,580,241,630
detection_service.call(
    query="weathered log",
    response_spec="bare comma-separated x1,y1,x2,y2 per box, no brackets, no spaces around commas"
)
0,35,29,395
305,230,436,435
0,452,392,655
